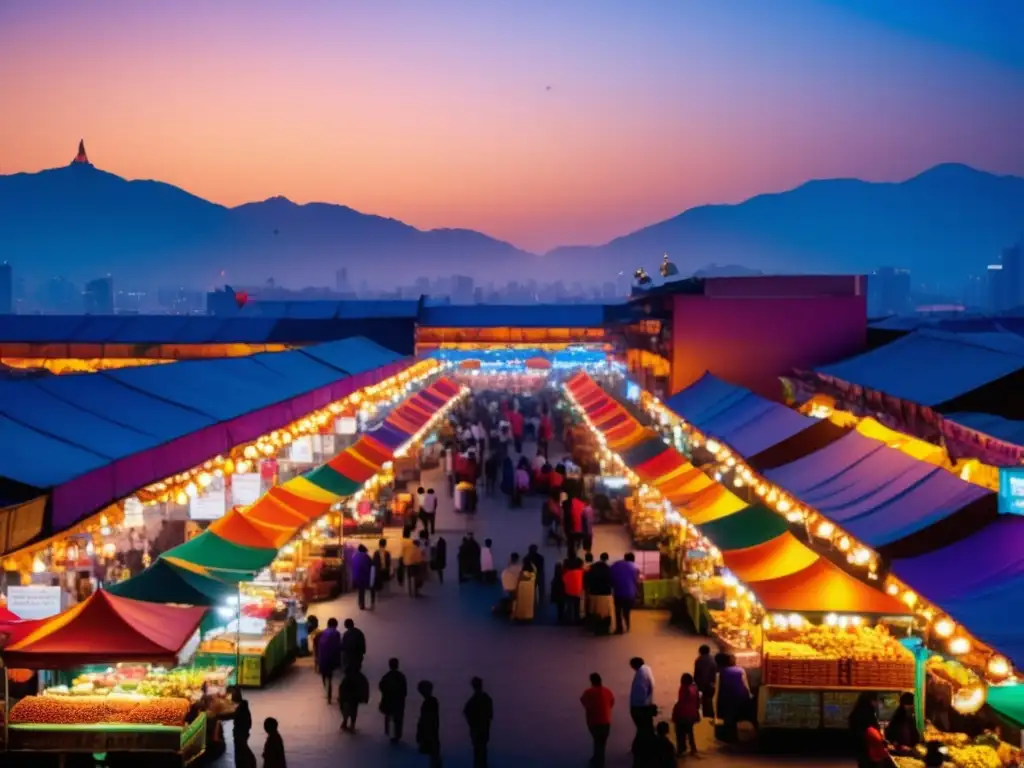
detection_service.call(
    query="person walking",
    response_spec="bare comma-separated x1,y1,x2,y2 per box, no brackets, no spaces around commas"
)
341,618,366,672
431,536,448,585
379,658,408,744
262,717,287,768
421,488,439,535
610,553,640,634
415,486,427,521
586,553,614,635
580,672,615,768
316,618,342,704
463,677,494,768
501,553,523,604
562,557,584,625
402,532,425,597
372,539,392,606
231,687,256,768
480,538,496,583
338,661,370,732
629,657,656,734
352,544,373,611
416,680,442,768
693,644,717,721
672,673,700,757
523,544,546,606
484,451,498,496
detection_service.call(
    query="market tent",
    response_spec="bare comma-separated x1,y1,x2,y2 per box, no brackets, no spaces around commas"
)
721,533,821,582
890,517,1024,664
855,418,946,464
987,686,1024,730
665,372,816,456
208,507,281,550
682,485,750,525
745,558,909,615
0,604,19,622
2,591,207,668
764,431,995,555
816,329,1024,407
698,504,791,551
160,530,277,581
105,558,237,606
747,419,850,472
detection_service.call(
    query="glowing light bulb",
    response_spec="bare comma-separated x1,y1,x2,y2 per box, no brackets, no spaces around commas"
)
948,636,970,656
934,618,955,638
825,613,838,626
816,521,835,538
988,656,1010,679
886,583,899,596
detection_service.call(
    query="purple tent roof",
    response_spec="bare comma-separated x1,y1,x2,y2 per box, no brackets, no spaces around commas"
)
764,431,993,548
893,517,1024,603
665,372,815,457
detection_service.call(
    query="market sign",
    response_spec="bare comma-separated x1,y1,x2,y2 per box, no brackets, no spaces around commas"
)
335,416,358,435
289,436,314,463
6,585,62,619
123,496,145,529
998,468,1024,515
231,473,262,506
189,477,226,521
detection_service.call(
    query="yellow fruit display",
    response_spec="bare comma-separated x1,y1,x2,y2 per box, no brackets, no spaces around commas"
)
946,745,1002,768
927,655,979,689
766,625,911,662
10,695,190,727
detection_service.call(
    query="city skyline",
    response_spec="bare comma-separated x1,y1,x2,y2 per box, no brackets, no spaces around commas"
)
2,1,1022,252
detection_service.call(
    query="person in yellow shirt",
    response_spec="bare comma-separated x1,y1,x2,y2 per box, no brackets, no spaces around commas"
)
401,533,425,597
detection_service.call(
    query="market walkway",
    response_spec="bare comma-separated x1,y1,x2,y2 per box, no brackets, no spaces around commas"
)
213,453,846,768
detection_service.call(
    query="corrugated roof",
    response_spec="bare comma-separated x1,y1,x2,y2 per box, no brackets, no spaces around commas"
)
945,412,1024,446
665,372,815,456
0,337,407,533
817,329,1024,406
419,304,606,328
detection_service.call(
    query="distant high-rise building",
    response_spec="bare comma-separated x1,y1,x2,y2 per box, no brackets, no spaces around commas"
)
452,275,474,304
0,262,12,315
83,276,114,314
43,276,78,313
963,274,986,310
335,267,350,293
1002,244,1024,311
869,267,911,316
71,139,91,166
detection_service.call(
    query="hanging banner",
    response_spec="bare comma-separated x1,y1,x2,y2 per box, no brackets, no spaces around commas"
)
123,497,145,529
231,473,263,506
289,436,314,463
321,434,336,457
335,417,358,435
6,585,63,620
189,477,226,521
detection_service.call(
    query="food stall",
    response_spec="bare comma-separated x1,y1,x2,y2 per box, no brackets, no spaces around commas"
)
1,591,209,765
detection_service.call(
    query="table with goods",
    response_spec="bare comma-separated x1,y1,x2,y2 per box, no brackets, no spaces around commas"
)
4,663,227,762
193,589,298,688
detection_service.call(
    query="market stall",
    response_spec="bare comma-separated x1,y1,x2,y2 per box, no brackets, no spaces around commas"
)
1,591,209,764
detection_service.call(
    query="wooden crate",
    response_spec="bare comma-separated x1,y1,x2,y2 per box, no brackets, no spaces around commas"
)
848,660,914,689
763,655,841,687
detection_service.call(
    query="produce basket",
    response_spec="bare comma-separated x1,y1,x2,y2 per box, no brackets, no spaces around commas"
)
763,654,841,687
847,660,914,689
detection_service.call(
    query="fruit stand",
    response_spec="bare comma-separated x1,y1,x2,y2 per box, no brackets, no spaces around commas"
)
0,591,209,764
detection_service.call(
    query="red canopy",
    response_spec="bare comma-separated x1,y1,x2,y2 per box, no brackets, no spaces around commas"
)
2,590,207,669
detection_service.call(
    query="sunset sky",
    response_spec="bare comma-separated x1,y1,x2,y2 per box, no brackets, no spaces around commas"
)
1,1,1022,252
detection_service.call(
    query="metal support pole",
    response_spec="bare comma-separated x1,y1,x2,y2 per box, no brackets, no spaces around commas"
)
235,583,241,687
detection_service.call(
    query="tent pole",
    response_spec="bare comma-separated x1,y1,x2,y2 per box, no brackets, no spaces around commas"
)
235,583,241,688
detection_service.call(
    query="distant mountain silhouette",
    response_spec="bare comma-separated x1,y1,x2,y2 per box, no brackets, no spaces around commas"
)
547,163,1024,288
2,156,1022,289
0,161,534,287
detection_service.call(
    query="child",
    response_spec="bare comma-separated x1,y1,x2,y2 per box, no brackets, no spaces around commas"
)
672,673,700,756
480,538,496,583
262,717,287,768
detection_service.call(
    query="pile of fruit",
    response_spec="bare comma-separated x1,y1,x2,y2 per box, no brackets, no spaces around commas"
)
46,665,229,702
920,726,1023,768
766,625,912,661
945,745,1003,768
928,655,980,689
10,695,190,727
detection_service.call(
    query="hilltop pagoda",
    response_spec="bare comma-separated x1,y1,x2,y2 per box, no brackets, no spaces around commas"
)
70,139,91,166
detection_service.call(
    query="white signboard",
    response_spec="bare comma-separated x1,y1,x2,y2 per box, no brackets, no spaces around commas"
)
231,473,263,506
123,496,145,529
190,477,227,521
6,585,63,620
335,417,358,435
311,434,324,457
289,436,313,463
321,434,336,457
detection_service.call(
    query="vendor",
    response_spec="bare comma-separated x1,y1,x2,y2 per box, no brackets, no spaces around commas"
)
884,693,920,754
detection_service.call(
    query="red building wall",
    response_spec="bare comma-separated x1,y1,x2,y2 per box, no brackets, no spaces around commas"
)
670,291,867,399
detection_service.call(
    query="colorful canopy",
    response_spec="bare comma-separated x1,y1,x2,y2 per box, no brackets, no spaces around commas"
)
567,371,907,616
106,558,237,606
665,372,816,457
2,591,207,668
112,376,464,602
764,431,995,555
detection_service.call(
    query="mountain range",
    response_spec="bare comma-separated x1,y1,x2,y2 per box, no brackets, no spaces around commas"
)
1,154,1022,289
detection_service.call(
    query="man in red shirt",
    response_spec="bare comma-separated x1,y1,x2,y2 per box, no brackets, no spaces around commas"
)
580,672,615,767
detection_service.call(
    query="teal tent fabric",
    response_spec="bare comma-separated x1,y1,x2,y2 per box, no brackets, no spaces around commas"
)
106,558,237,606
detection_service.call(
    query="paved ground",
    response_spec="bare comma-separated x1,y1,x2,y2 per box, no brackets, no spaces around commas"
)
213,450,847,768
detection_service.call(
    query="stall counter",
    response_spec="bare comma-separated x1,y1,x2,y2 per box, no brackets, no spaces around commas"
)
194,619,297,688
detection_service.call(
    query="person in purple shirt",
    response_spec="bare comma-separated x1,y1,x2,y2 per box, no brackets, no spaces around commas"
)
317,618,342,704
351,544,374,611
610,553,640,634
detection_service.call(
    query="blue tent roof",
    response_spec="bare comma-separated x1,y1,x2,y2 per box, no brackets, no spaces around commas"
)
817,329,1024,406
945,412,1024,447
764,431,993,548
0,337,403,491
665,372,815,456
419,304,606,328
